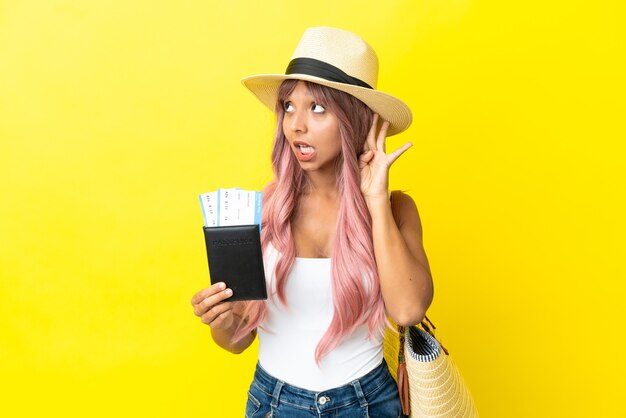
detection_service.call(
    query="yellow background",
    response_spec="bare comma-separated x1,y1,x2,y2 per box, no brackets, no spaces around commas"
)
1,1,624,416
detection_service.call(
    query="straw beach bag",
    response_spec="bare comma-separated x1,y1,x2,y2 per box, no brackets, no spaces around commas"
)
383,316,479,417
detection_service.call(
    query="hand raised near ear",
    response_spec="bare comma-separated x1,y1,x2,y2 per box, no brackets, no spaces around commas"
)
360,113,412,200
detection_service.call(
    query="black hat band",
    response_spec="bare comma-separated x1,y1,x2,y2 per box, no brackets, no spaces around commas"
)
285,57,373,89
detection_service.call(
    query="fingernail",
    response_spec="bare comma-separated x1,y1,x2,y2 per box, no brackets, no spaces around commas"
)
218,282,226,290
224,289,233,296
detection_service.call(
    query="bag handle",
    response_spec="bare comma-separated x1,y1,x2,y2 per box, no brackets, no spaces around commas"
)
419,315,449,355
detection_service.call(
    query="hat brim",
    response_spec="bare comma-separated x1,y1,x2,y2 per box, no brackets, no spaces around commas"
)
241,73,412,136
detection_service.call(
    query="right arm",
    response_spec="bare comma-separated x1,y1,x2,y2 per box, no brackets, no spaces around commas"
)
191,282,256,354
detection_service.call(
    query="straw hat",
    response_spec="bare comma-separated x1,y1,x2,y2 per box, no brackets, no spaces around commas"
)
241,27,412,136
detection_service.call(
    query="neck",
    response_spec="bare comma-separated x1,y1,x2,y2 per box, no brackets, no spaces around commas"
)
302,169,339,198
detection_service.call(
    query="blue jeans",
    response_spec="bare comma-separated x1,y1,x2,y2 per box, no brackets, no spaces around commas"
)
245,360,403,418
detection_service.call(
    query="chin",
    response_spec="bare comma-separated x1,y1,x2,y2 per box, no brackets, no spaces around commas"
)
298,162,318,171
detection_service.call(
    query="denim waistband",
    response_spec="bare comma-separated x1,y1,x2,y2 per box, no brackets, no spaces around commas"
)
251,360,394,412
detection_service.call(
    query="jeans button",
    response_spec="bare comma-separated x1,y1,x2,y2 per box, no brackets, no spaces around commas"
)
318,396,330,405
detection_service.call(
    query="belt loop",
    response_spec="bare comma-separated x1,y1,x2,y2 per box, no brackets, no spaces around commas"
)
270,379,284,409
351,379,368,408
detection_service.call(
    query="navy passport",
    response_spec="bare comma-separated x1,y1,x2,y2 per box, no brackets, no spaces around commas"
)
202,225,267,301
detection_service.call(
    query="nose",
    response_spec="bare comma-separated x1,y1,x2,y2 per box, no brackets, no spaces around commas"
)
287,108,307,134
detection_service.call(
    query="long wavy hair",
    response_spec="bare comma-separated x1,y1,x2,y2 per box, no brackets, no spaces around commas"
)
234,80,386,363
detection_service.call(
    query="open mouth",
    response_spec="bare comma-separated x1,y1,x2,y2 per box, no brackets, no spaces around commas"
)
294,142,316,162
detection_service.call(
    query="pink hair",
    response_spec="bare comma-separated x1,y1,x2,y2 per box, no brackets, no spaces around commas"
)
233,80,386,363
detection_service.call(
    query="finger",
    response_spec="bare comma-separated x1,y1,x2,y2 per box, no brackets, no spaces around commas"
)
193,287,234,316
387,142,413,165
191,282,226,305
211,310,235,329
194,287,233,316
376,120,390,153
366,113,379,151
201,301,234,326
358,150,374,169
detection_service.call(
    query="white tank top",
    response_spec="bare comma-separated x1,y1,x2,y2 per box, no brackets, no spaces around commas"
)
257,243,383,391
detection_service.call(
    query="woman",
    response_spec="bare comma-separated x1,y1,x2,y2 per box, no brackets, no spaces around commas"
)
192,27,433,417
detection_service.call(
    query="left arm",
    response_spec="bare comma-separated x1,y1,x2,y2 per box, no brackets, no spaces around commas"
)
365,191,433,326
359,114,434,326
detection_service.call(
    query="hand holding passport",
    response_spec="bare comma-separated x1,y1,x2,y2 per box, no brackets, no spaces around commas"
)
199,188,267,301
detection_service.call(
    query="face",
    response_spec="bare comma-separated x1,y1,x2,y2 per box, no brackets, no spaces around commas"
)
282,81,342,174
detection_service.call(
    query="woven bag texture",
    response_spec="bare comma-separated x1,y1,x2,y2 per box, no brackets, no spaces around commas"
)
383,324,479,418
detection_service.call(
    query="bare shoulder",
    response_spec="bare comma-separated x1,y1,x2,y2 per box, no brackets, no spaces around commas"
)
390,190,424,238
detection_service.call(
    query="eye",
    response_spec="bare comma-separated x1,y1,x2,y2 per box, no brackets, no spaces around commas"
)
312,103,326,113
283,101,294,112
